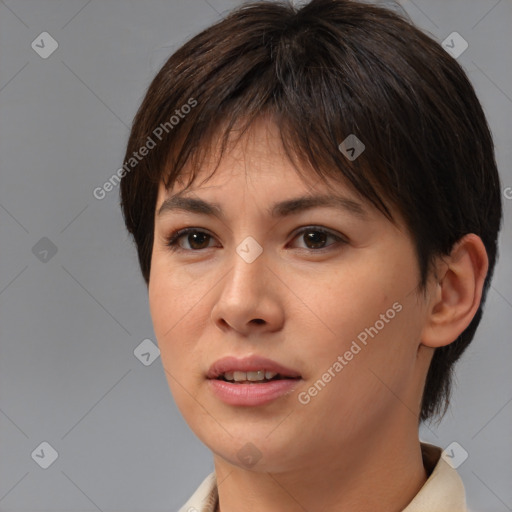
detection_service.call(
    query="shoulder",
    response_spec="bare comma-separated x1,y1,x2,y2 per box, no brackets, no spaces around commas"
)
403,442,467,512
177,472,218,512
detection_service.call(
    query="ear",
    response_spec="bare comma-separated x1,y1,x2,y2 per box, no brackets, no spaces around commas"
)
421,234,489,348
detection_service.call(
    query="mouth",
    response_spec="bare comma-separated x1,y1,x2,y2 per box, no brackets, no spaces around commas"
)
206,355,302,406
207,355,302,382
216,370,300,384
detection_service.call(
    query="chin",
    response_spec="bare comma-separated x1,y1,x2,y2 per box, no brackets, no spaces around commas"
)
204,425,305,473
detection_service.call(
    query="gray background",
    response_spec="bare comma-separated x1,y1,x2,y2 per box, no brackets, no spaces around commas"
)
0,0,511,510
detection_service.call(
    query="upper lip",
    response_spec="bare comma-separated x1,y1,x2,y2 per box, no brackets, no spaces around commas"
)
207,355,302,379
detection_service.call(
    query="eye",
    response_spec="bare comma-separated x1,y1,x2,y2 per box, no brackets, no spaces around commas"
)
165,228,217,251
289,226,346,251
164,226,347,252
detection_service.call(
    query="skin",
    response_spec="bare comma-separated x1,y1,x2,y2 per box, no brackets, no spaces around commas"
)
148,117,488,511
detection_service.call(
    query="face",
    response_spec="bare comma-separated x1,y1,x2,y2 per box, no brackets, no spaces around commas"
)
149,118,433,473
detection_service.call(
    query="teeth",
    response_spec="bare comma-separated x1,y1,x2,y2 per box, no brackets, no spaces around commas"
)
221,370,278,382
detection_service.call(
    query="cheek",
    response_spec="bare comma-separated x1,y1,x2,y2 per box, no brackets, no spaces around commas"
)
149,276,207,418
148,263,198,372
148,256,219,384
296,262,421,408
307,276,393,355
149,253,205,333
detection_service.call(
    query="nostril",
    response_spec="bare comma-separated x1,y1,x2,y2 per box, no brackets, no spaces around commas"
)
252,319,265,325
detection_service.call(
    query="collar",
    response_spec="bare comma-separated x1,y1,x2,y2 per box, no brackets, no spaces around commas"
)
178,442,466,512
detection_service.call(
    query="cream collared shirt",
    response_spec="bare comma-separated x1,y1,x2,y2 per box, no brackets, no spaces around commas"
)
178,443,466,512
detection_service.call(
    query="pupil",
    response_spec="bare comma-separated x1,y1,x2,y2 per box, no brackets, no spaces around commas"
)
305,231,327,249
189,232,209,249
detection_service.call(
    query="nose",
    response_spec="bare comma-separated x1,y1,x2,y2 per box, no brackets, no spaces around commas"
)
210,245,285,336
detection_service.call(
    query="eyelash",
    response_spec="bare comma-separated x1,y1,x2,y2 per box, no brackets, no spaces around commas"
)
164,226,347,253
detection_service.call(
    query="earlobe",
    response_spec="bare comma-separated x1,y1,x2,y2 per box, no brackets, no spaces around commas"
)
421,234,489,348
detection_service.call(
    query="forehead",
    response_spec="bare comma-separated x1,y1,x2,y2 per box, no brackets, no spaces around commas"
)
155,115,406,234
157,159,366,225
158,116,357,202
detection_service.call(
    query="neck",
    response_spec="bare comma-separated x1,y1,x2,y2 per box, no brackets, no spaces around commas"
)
213,418,427,512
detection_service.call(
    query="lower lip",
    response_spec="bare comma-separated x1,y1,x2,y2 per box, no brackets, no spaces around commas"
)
208,378,301,406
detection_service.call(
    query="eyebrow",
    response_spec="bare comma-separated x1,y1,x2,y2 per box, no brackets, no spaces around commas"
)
157,193,368,220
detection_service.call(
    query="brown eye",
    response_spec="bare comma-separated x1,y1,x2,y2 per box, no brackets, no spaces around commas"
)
302,230,329,249
291,227,346,251
166,228,217,251
185,231,212,250
165,226,346,253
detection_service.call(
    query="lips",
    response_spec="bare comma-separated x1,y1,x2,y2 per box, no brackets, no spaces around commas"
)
207,355,302,406
207,355,301,381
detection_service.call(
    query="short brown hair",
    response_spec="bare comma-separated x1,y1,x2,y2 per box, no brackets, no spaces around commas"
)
120,0,502,422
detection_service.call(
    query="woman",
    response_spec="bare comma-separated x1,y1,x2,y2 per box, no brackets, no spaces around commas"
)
119,0,502,510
